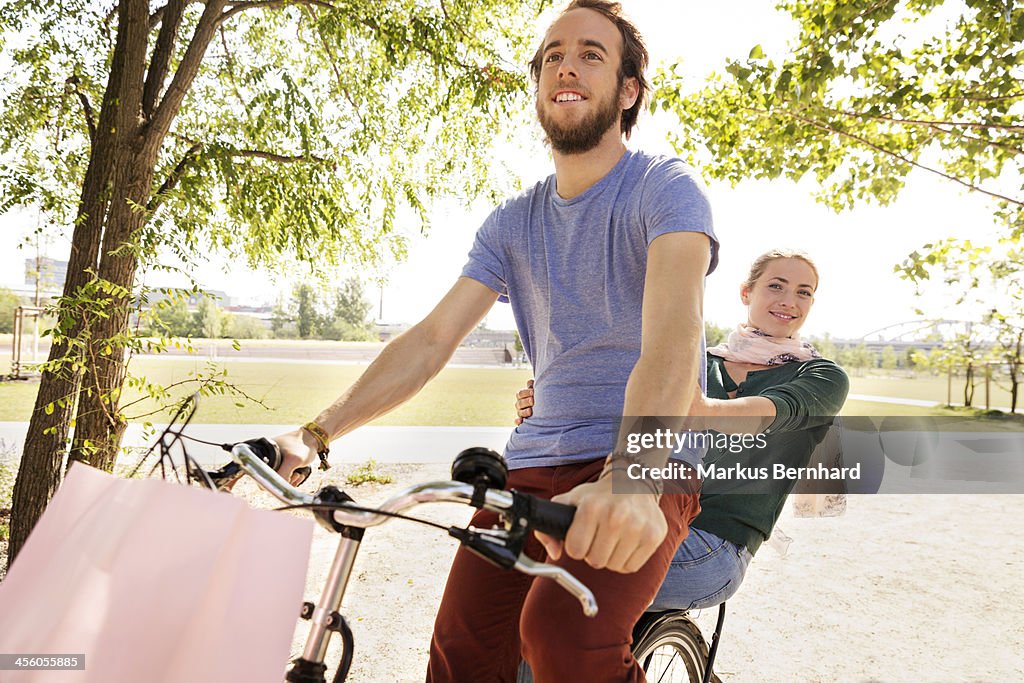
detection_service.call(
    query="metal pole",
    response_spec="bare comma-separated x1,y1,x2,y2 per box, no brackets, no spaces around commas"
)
12,307,22,379
33,236,41,364
947,365,952,406
986,364,991,411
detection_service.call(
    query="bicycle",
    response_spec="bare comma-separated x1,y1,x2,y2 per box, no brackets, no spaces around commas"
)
141,395,724,683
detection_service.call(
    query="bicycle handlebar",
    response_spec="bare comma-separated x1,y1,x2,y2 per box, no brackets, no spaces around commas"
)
227,443,597,617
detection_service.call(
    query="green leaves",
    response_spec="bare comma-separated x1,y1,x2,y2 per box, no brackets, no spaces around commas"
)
894,235,1023,390
3,0,548,282
653,0,1023,218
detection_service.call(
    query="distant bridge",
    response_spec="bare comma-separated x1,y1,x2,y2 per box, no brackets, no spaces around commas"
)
831,320,978,355
857,320,975,343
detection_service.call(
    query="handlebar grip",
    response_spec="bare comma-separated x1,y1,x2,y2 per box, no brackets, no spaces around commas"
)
515,491,576,539
206,438,282,491
241,437,282,471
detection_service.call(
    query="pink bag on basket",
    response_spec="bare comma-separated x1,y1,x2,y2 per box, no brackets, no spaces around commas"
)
0,462,314,683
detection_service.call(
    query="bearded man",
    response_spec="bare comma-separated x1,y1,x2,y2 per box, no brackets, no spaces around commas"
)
272,2,718,680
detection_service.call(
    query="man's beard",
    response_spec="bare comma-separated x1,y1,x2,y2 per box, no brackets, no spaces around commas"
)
536,83,622,155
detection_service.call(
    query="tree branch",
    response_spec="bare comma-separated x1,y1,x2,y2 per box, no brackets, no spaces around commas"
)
300,4,366,128
146,1,228,150
437,0,515,74
218,25,248,109
66,76,97,145
143,0,187,119
220,0,337,25
121,377,269,419
168,131,327,166
934,91,1024,104
230,148,326,163
828,106,1024,134
149,0,204,30
148,142,203,212
439,0,473,44
339,85,367,128
926,125,1022,156
767,106,1024,207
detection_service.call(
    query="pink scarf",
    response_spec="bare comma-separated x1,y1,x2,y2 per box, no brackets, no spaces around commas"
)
707,324,821,366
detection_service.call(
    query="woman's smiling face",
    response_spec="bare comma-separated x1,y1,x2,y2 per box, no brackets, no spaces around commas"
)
741,257,817,338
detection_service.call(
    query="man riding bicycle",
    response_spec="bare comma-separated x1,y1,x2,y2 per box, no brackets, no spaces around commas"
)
273,2,719,680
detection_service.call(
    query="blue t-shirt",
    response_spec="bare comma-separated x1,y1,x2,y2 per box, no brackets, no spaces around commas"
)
461,150,719,469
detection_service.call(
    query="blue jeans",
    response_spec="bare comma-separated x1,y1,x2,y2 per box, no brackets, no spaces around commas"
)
647,527,753,611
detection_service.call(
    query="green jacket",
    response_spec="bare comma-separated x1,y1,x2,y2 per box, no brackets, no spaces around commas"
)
692,354,850,556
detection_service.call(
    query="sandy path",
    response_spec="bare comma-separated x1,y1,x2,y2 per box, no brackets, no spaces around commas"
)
262,463,1024,683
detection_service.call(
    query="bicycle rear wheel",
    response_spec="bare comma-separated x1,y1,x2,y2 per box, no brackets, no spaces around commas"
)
632,611,715,683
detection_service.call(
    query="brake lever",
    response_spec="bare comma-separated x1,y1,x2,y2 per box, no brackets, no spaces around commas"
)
447,526,521,570
513,555,598,617
204,461,244,491
447,526,598,617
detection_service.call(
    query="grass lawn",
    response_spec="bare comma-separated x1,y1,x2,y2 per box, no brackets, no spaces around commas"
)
0,356,1019,427
848,373,1018,410
0,359,535,426
841,398,1023,431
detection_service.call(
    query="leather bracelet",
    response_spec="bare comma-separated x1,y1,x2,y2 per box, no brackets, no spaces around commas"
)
302,421,332,471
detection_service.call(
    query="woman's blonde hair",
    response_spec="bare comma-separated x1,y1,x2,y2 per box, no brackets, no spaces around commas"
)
742,249,820,292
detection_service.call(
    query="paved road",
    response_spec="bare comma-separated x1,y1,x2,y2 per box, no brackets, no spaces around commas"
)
3,418,1021,493
0,422,511,467
1,341,511,368
0,392,963,466
847,393,1020,412
847,393,940,407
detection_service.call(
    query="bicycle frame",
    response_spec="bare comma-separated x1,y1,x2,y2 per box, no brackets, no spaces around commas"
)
289,528,361,682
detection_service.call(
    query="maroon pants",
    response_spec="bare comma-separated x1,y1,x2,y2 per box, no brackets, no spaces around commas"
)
426,458,700,683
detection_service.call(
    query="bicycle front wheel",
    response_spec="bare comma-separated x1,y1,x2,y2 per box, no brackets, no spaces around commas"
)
632,612,713,683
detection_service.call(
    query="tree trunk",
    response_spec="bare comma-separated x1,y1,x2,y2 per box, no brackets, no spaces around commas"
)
6,0,152,570
6,0,229,571
68,160,154,472
64,0,228,471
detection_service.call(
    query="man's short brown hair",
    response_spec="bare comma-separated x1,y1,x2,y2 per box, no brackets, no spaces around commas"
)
529,0,650,139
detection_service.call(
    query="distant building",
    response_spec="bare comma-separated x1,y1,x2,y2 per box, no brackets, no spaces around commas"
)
463,329,517,348
374,322,411,342
24,257,67,293
141,288,231,309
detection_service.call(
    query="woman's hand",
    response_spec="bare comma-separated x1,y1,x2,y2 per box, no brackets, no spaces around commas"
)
514,379,535,425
